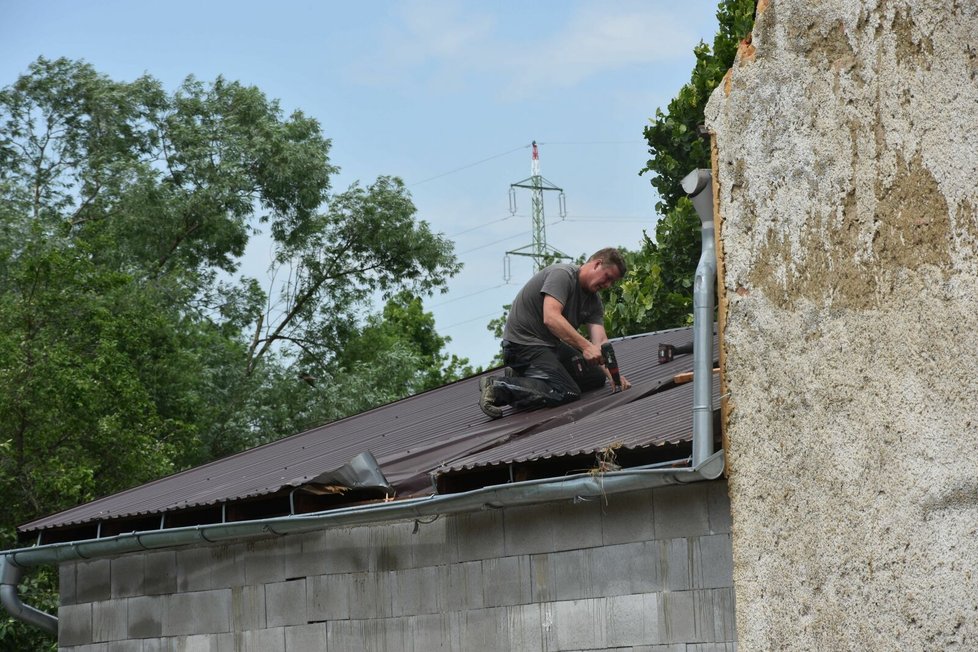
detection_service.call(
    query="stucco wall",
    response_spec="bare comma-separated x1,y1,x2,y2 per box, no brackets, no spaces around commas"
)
706,1,978,650
56,481,733,651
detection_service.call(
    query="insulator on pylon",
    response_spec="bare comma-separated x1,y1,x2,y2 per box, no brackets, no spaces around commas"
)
508,186,517,215
558,192,567,219
503,254,512,283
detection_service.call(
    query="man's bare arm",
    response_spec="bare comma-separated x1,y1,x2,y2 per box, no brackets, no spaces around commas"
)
542,295,603,364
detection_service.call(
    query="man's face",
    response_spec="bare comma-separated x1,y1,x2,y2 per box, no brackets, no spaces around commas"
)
581,261,621,293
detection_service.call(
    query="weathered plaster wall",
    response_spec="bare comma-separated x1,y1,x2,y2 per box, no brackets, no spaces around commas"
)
706,0,978,649
56,482,734,651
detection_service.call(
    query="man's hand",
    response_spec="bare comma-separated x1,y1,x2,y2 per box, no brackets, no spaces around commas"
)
581,342,603,365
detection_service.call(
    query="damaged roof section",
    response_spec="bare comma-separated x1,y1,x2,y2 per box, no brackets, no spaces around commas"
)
20,327,718,544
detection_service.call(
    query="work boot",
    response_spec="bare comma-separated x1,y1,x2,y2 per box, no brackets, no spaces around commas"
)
479,376,502,419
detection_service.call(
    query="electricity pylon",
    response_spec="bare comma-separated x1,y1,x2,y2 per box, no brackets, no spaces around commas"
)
504,141,570,280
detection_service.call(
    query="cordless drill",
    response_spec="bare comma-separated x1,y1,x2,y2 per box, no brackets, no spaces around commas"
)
601,342,623,393
568,342,622,393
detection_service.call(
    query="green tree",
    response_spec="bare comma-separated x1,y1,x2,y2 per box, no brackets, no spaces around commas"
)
603,0,755,336
0,58,461,648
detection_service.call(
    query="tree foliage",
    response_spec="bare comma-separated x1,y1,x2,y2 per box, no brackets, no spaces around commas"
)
602,0,755,336
0,57,464,647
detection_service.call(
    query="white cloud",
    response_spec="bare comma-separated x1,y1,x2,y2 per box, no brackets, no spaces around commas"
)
351,0,708,99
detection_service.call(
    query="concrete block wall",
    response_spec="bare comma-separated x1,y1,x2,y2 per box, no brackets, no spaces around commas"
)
57,480,734,651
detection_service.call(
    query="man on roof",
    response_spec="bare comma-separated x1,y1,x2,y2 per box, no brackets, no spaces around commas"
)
479,247,632,419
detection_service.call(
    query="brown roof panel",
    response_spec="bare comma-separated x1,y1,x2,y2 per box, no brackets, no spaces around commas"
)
19,327,711,534
442,374,721,472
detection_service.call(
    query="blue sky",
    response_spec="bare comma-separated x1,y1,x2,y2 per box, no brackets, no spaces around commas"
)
1,0,721,368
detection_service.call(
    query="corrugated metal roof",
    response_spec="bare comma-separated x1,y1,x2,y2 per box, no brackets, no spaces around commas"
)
20,327,715,534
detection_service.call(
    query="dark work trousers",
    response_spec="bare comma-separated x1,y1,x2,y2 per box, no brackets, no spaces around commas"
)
493,340,607,409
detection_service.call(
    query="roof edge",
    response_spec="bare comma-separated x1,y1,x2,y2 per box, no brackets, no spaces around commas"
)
4,451,724,568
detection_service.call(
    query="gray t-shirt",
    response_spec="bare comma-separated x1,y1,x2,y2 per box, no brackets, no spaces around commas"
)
502,263,604,347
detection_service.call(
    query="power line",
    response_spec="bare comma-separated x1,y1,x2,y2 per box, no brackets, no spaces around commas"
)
409,144,529,187
440,310,506,331
538,140,645,146
458,232,529,255
430,283,510,308
447,215,514,239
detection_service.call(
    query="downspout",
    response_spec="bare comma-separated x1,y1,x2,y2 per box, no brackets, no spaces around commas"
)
1,554,58,635
682,168,717,468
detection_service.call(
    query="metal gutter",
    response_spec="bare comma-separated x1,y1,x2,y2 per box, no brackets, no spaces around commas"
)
683,168,718,468
0,450,724,634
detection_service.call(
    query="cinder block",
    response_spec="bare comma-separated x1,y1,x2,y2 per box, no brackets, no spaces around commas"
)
708,587,737,643
176,546,212,592
601,489,655,545
61,561,78,606
529,553,554,602
409,612,453,651
440,559,484,611
605,593,658,647
244,539,287,585
127,595,163,639
230,584,266,631
503,503,554,555
213,632,236,652
553,598,605,651
653,484,711,540
326,618,368,652
483,555,532,607
460,606,509,652
163,589,231,636
363,522,407,572
411,515,458,568
236,627,285,652
658,590,696,644
105,638,141,652
285,623,327,651
170,633,218,652
508,603,544,652
551,549,589,601
110,554,145,598
320,526,371,574
706,480,732,534
307,572,351,621
692,589,721,643
266,578,307,628
143,551,177,595
552,498,604,552
691,535,733,589
587,541,659,597
392,566,440,617
348,570,393,619
58,602,93,647
688,643,738,652
381,615,415,652
76,558,112,602
657,538,691,591
209,543,247,588
455,508,505,561
285,530,329,579
140,638,168,652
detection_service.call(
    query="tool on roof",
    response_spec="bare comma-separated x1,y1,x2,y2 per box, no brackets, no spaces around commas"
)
657,341,693,364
